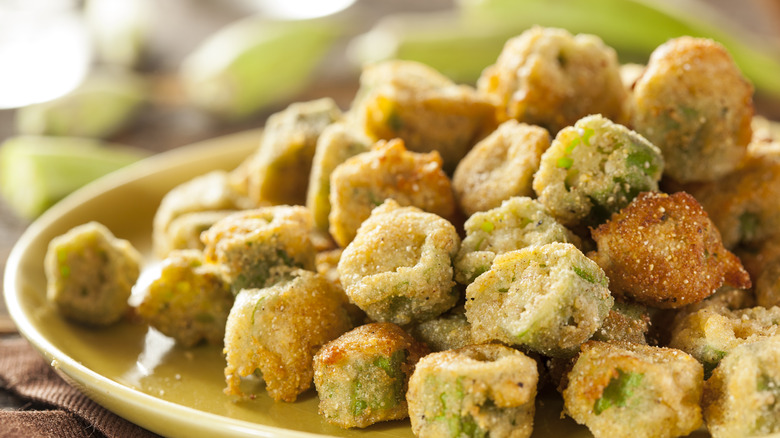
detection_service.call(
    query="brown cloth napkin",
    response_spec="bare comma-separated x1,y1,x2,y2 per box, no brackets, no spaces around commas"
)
0,336,160,438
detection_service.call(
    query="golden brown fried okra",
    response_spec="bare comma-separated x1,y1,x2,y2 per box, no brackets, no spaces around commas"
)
590,191,751,308
632,36,753,183
563,341,703,438
223,269,352,402
407,343,539,438
592,301,651,345
409,304,474,352
452,121,550,216
478,26,627,134
465,242,613,357
338,200,460,326
328,138,456,248
533,114,664,228
313,322,428,428
454,196,580,285
351,60,497,173
137,249,232,347
201,206,316,293
44,221,140,326
703,337,780,438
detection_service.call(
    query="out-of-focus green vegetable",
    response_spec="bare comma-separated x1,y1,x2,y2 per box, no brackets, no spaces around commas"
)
348,0,780,99
180,16,341,121
15,71,147,139
84,0,153,67
0,136,148,219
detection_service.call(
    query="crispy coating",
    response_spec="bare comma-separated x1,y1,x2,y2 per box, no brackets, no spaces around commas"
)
201,206,316,293
454,196,581,285
563,341,703,438
44,221,140,326
590,191,751,308
243,98,342,205
351,60,498,173
328,138,456,248
407,343,539,438
152,170,254,258
533,114,664,228
313,322,428,428
409,305,475,352
592,301,650,345
703,337,780,437
137,249,232,347
632,37,753,183
452,120,550,216
465,242,613,357
305,121,371,232
478,26,627,134
338,200,460,326
223,269,352,402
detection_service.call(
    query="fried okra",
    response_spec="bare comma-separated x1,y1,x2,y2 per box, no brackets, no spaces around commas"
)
44,221,141,326
465,242,613,357
739,238,780,308
407,343,539,438
452,121,549,216
632,37,753,183
313,322,428,428
563,341,703,438
242,98,342,205
590,191,751,308
592,301,651,345
223,269,352,402
351,60,497,173
454,196,580,285
328,138,456,248
409,305,474,352
477,26,627,134
532,114,664,227
137,249,232,347
338,200,460,326
201,206,316,293
305,121,371,232
152,170,254,258
703,337,780,438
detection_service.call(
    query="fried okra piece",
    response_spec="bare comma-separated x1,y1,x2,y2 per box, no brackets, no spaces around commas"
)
739,238,780,308
590,191,751,308
44,221,140,326
313,322,428,428
409,305,474,352
465,242,613,357
328,138,456,248
563,341,703,438
137,249,232,347
452,121,549,216
703,337,780,437
592,301,651,345
223,269,352,403
669,305,780,377
338,200,460,326
241,98,342,205
201,206,316,293
533,114,664,227
407,344,539,438
163,210,235,254
305,121,371,232
454,196,581,285
351,60,497,173
632,37,753,183
152,170,254,258
477,26,627,134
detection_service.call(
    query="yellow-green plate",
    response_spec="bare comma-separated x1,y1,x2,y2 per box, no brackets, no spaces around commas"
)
4,129,647,437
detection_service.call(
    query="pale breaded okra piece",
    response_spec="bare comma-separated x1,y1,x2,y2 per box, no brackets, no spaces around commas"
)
532,114,664,228
454,196,580,285
313,322,429,428
452,120,550,216
201,206,316,294
136,249,232,347
465,242,613,357
478,26,627,134
407,343,539,438
338,200,460,326
44,221,141,326
409,304,475,352
223,269,352,402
